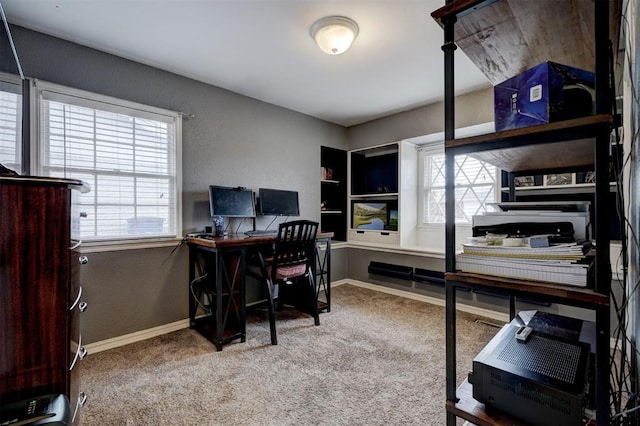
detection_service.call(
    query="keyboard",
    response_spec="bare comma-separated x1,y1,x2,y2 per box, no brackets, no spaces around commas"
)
245,229,278,237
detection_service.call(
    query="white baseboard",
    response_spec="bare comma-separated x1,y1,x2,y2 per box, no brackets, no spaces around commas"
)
344,279,619,349
345,279,509,323
85,319,189,354
331,278,349,288
84,279,504,354
85,278,616,353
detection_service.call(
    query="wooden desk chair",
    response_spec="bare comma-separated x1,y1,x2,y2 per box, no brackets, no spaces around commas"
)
247,220,320,345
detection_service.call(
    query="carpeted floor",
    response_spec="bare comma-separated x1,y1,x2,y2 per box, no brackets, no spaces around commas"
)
80,284,499,425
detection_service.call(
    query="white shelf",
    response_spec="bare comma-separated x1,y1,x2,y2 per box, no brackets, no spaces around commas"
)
501,182,617,195
350,192,399,199
321,210,343,215
321,179,340,184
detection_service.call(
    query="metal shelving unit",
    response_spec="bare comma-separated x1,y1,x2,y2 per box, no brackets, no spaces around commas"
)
431,0,614,424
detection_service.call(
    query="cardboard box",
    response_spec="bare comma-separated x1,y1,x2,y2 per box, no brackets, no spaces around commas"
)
494,61,595,132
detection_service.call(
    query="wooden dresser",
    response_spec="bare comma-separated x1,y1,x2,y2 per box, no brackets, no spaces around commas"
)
0,176,90,422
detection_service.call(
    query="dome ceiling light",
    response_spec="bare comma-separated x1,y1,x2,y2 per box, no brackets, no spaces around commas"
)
310,16,359,55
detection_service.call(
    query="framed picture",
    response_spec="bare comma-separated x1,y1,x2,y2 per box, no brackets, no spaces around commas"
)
514,176,535,187
544,173,574,186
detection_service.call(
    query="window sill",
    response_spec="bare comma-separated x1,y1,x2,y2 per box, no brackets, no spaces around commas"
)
74,237,184,253
346,241,445,259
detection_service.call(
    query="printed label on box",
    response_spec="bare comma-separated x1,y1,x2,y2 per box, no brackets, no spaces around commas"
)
510,93,518,112
530,84,542,102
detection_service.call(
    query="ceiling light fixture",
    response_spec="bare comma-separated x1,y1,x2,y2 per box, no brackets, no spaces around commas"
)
310,16,359,55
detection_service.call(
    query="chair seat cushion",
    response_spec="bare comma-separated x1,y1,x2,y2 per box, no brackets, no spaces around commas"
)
275,264,307,279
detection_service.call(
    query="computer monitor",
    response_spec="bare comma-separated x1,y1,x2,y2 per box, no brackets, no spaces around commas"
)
208,185,256,218
258,188,300,216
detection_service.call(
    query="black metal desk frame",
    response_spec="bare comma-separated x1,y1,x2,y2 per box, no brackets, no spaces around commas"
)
187,232,333,351
314,235,332,312
188,243,246,351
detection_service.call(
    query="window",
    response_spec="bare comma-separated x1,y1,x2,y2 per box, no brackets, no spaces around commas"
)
419,143,497,225
0,74,22,173
36,82,181,242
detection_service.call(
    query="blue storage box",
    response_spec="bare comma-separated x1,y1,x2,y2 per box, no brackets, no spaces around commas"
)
494,61,595,132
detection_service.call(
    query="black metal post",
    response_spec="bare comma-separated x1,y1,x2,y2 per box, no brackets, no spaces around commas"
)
593,0,611,424
442,13,458,426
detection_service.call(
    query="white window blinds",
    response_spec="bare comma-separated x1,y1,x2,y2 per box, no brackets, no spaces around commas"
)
37,83,181,241
0,77,22,173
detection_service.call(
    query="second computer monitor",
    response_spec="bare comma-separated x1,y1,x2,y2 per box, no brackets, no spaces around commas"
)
258,188,299,216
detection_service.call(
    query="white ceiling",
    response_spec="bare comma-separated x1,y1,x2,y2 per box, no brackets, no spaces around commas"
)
1,0,491,127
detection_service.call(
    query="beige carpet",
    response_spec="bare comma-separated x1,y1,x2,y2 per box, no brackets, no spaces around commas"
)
80,284,499,425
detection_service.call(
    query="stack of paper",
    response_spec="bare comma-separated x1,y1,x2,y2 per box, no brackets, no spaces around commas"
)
456,242,593,287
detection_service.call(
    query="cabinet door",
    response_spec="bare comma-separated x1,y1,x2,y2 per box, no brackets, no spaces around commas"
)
0,183,72,401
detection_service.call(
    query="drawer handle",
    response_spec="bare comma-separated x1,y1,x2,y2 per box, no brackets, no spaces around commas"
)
78,346,88,360
381,232,389,236
78,255,89,265
70,335,83,371
79,301,88,312
356,230,364,234
70,345,88,371
70,287,83,311
71,392,88,423
78,392,88,407
69,240,82,250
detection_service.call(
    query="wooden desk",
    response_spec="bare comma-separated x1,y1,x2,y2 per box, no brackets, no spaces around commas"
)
186,232,333,350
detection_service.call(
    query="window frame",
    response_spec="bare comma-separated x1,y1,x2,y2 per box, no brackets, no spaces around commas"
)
419,146,499,226
410,123,497,252
0,71,23,174
33,80,183,247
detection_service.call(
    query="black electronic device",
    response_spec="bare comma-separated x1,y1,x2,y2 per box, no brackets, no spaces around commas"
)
208,185,256,218
257,188,300,217
0,394,70,425
472,221,576,242
468,311,594,425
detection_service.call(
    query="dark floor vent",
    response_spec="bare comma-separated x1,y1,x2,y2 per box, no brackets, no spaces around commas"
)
414,268,445,286
517,297,552,307
473,290,551,306
368,261,413,280
473,289,510,299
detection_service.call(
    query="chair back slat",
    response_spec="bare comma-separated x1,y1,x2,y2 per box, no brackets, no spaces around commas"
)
272,220,318,274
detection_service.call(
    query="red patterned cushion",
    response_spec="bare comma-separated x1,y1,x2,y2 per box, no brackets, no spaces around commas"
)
275,264,307,279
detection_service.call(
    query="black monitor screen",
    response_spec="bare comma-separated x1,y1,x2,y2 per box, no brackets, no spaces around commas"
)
258,188,300,216
209,185,256,218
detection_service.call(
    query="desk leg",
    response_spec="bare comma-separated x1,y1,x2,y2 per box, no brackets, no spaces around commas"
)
214,249,224,351
213,247,246,351
188,244,246,351
188,245,196,326
188,245,210,328
314,238,331,313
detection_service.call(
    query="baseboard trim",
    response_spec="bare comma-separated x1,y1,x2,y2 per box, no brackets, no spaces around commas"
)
85,319,189,354
331,278,349,288
344,279,619,349
345,279,509,323
85,278,615,353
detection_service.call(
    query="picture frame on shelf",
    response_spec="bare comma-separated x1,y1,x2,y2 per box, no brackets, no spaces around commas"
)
514,176,535,187
576,171,596,184
544,173,574,186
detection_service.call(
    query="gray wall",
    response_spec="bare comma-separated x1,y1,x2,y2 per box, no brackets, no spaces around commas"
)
343,88,495,307
346,88,493,150
0,24,514,345
1,25,348,344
